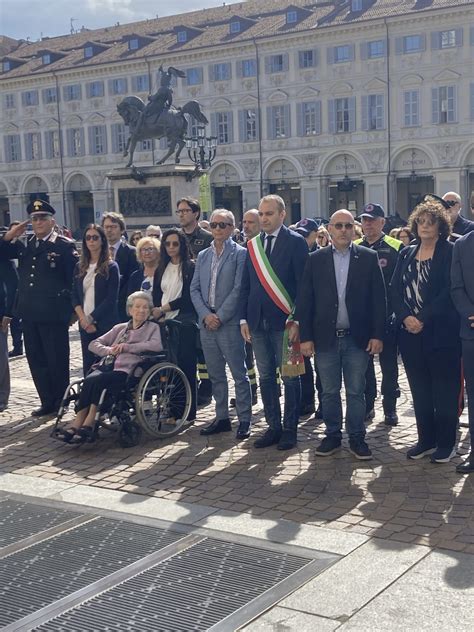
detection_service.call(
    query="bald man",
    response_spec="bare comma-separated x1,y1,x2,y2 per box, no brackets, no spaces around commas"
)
297,209,386,460
242,209,260,241
442,191,474,236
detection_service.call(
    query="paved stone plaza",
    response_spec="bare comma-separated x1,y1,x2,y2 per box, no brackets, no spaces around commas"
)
1,329,474,629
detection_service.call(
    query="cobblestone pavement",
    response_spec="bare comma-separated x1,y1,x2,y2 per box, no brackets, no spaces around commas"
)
1,328,473,554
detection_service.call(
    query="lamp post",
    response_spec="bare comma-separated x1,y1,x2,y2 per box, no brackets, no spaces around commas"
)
185,126,217,176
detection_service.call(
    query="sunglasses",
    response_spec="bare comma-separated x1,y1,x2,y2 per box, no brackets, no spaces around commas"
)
210,222,233,229
330,223,354,230
415,216,437,226
141,247,157,253
85,234,100,241
165,240,179,247
444,200,458,208
31,214,51,222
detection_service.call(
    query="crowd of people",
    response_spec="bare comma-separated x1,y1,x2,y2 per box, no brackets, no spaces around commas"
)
0,190,473,474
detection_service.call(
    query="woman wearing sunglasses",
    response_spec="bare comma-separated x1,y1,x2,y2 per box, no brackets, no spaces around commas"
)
152,228,197,421
72,224,120,375
390,196,461,463
127,236,161,296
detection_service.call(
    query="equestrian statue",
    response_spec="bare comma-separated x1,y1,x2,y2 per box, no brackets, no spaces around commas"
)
117,65,208,168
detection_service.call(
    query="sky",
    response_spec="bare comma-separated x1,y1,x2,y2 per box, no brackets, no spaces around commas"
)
1,0,232,41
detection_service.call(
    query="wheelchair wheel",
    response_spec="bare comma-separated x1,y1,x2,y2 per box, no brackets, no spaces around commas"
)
118,420,142,448
135,362,191,438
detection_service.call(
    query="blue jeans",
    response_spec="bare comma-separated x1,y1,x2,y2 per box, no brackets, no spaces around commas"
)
251,321,300,434
315,335,369,440
200,324,252,425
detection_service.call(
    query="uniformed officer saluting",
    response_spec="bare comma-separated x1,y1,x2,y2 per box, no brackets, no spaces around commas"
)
0,200,79,417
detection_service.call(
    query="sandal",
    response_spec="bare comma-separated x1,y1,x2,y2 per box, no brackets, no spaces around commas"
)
71,426,95,444
57,428,78,443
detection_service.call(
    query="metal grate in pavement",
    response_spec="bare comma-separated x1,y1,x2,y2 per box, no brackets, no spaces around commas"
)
39,538,313,632
0,518,186,628
0,500,81,548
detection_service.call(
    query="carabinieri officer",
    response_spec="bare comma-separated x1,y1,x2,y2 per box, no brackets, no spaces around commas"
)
0,200,79,417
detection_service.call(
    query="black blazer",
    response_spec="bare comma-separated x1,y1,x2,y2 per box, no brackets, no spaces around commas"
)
240,226,309,331
153,260,196,322
297,244,386,352
71,261,120,333
115,241,140,320
452,231,474,340
390,238,459,350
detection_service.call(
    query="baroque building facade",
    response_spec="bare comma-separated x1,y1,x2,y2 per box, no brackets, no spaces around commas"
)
0,0,473,230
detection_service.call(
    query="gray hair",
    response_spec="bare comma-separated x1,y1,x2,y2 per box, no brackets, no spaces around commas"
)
259,194,285,213
126,291,153,315
146,224,162,238
210,208,235,226
443,191,461,203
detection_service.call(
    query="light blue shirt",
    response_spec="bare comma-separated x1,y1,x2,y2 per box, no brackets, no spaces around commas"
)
332,244,351,329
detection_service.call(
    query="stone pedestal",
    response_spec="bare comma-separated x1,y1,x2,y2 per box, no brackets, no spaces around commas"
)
106,164,199,229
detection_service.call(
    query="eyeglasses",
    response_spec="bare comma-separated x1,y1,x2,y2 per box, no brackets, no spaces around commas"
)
210,222,233,229
148,234,161,238
85,234,100,241
444,200,459,208
176,208,193,215
330,223,354,230
415,216,437,226
165,241,179,247
141,247,157,253
31,214,50,222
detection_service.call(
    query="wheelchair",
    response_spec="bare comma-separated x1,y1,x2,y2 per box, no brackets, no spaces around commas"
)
51,321,192,448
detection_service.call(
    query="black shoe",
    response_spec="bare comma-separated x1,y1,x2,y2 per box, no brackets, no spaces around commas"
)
236,423,251,440
254,429,281,449
349,438,373,461
8,348,23,358
0,404,8,413
277,429,297,451
31,405,57,417
456,456,474,474
407,443,436,460
197,395,212,408
299,404,315,421
365,409,375,422
200,418,232,436
315,436,341,456
384,411,398,426
314,406,323,420
430,447,456,463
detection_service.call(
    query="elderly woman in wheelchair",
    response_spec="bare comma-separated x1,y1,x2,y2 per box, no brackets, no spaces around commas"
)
58,291,163,444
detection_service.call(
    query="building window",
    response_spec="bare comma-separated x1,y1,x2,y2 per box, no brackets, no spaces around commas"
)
177,31,187,43
404,35,423,53
403,90,420,127
210,63,231,81
89,125,107,155
217,112,232,144
129,38,139,51
266,53,288,73
45,130,61,158
362,94,384,130
297,101,321,136
43,87,57,104
298,49,316,68
4,135,21,162
329,97,356,133
186,67,203,86
42,54,51,65
367,40,385,58
239,108,258,142
138,139,152,151
3,61,11,72
334,45,351,63
86,81,104,98
230,21,240,34
84,46,94,58
267,105,290,139
4,94,15,109
111,123,126,153
432,86,457,124
63,84,81,101
286,10,298,24
239,59,257,77
132,75,149,92
352,0,363,10
25,132,42,160
67,128,84,156
187,116,199,138
21,90,39,106
110,78,128,95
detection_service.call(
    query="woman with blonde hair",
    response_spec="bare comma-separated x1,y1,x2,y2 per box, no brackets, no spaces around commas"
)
127,236,161,295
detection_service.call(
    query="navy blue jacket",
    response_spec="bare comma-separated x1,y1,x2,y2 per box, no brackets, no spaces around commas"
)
240,225,308,331
0,260,18,320
72,261,120,333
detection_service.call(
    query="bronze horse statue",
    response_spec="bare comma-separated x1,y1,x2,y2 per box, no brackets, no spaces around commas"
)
117,96,208,167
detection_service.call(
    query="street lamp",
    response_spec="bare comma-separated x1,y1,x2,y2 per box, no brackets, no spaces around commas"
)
185,126,217,174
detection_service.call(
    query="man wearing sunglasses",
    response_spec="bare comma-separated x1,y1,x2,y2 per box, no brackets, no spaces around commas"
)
297,209,386,460
442,192,474,237
0,199,79,417
190,209,252,440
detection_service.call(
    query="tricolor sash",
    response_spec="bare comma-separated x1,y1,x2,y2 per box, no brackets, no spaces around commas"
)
247,235,293,315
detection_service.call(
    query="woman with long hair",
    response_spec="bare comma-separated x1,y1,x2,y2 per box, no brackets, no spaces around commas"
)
129,230,143,247
127,236,161,295
391,196,461,463
72,224,120,375
152,228,197,421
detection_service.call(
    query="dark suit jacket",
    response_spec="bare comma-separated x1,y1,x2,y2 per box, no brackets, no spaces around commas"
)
0,259,18,320
153,260,196,322
451,231,474,340
391,238,459,350
297,244,386,352
453,215,474,237
71,261,120,333
240,226,309,331
115,241,140,320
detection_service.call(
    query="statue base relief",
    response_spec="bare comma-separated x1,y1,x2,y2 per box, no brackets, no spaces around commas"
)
106,164,200,229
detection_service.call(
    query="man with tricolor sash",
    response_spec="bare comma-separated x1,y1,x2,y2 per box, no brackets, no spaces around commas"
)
240,195,309,450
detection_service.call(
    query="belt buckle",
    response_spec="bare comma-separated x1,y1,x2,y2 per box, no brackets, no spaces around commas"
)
336,329,348,337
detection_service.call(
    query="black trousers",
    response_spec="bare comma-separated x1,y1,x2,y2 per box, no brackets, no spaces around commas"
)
399,329,461,449
461,339,474,453
176,323,198,420
10,317,23,350
365,335,400,413
77,369,128,410
300,356,323,409
79,328,102,377
23,320,70,409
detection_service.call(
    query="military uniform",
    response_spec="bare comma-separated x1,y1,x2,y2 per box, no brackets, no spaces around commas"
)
0,212,78,414
355,232,403,417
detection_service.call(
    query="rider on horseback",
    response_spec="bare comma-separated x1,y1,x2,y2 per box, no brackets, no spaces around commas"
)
143,65,186,126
